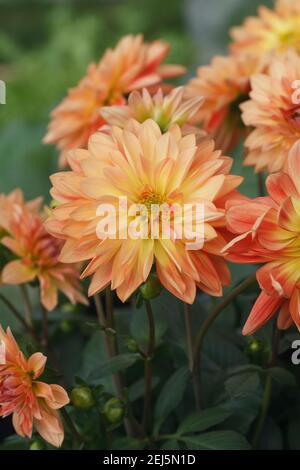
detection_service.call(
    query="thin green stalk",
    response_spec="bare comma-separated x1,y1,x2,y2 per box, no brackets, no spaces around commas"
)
41,304,49,349
20,284,33,327
252,324,281,448
61,407,85,448
0,291,38,342
192,273,257,409
183,303,200,410
94,291,137,438
251,374,272,449
257,172,265,197
142,299,156,433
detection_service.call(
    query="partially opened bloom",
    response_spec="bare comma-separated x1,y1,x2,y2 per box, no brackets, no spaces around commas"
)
230,0,300,59
0,192,86,310
0,189,41,235
242,50,300,173
224,140,300,334
43,34,186,167
0,325,69,447
186,54,259,153
46,119,243,304
0,190,42,282
101,86,203,134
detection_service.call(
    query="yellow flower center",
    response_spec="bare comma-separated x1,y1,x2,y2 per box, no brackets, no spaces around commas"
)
139,187,166,211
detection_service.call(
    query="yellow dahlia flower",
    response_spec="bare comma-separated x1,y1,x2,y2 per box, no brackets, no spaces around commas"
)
100,86,203,135
46,119,243,304
230,0,300,59
0,191,86,310
43,35,185,167
241,49,300,173
186,54,260,153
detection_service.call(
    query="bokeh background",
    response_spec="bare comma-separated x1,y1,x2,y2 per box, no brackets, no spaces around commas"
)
0,0,273,201
2,1,300,450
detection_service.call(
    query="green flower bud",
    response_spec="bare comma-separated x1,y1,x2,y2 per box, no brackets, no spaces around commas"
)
245,338,270,365
61,303,77,314
125,337,139,353
29,441,44,450
247,339,261,353
139,274,162,300
59,320,73,333
71,386,95,410
103,397,125,424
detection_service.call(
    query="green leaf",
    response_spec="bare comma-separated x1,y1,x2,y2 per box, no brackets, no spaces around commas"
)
154,367,189,433
0,435,29,450
110,437,145,450
222,395,262,435
178,407,232,435
225,372,260,399
160,440,181,450
182,431,251,450
130,302,168,348
128,376,160,402
288,419,300,450
268,367,297,388
87,354,140,384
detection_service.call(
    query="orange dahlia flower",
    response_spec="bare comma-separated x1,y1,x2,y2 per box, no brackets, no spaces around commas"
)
241,50,300,173
230,0,300,58
46,120,242,304
224,140,300,334
43,35,186,167
0,191,86,310
101,86,203,134
186,54,260,153
0,325,69,447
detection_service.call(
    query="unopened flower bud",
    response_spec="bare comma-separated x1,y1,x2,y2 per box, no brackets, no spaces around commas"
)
139,274,162,300
125,337,139,353
71,386,95,410
29,440,44,450
103,397,125,424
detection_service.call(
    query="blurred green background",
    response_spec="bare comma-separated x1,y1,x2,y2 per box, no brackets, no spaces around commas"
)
0,0,273,201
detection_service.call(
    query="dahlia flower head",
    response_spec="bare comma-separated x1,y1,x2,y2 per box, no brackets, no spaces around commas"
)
241,49,300,173
230,0,300,59
186,54,260,153
101,86,204,136
43,34,186,167
0,325,69,447
46,119,243,304
224,140,300,335
0,189,86,310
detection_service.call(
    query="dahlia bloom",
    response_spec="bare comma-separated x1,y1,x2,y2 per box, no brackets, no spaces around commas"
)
43,34,186,167
0,325,69,447
230,0,300,58
0,192,86,310
224,140,300,334
101,86,203,134
241,50,300,173
46,119,243,304
186,55,259,153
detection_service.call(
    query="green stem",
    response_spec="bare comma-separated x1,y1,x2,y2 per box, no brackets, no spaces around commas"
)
94,291,137,438
251,374,272,449
61,407,85,448
142,299,156,433
192,273,257,409
0,291,38,342
183,303,200,410
20,284,33,327
252,324,281,448
41,304,49,349
257,172,265,197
